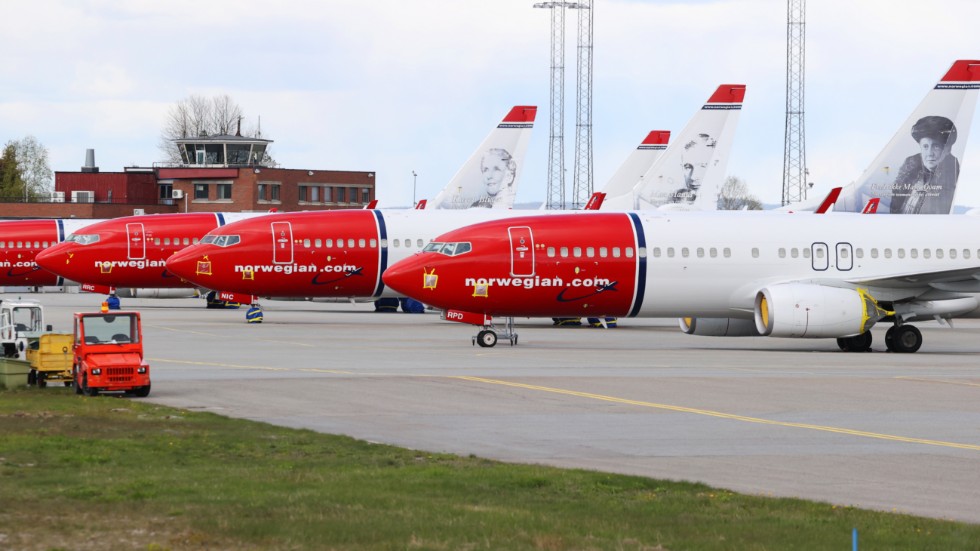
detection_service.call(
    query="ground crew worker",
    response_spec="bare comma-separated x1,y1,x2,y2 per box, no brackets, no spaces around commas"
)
105,292,121,310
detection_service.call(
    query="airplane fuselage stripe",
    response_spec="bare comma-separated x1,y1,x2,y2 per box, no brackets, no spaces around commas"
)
373,210,388,298
56,219,65,242
627,212,647,318
216,213,226,227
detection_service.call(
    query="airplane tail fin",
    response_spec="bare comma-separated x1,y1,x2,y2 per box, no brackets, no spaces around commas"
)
861,198,880,214
415,199,427,210
814,187,842,214
598,130,670,201
836,60,980,214
602,85,746,211
583,192,607,210
430,105,537,210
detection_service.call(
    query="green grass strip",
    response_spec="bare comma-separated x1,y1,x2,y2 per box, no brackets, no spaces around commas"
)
1,388,977,550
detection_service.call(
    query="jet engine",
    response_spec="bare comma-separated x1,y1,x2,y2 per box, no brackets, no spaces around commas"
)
754,283,891,338
679,317,761,336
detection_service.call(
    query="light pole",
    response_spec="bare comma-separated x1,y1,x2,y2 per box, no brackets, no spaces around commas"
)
412,170,417,207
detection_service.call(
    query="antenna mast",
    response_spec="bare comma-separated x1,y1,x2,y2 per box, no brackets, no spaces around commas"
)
781,0,807,206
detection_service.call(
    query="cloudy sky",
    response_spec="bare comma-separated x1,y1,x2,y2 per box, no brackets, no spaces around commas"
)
1,0,978,208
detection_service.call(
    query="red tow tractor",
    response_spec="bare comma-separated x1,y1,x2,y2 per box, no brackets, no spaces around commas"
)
72,310,151,397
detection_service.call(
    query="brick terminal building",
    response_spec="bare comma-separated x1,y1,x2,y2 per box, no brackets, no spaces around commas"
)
0,134,375,218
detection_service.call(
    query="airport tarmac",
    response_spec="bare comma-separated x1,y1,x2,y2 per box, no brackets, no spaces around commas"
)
17,291,980,524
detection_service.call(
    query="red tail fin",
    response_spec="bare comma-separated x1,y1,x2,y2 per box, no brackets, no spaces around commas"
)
814,187,842,214
861,198,880,214
415,199,427,210
583,192,606,210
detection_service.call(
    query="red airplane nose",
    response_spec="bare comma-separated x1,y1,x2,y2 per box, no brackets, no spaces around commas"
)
34,243,67,273
382,254,426,297
163,248,197,281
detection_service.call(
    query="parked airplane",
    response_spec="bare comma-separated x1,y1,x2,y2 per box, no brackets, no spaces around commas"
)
33,106,537,291
380,210,980,353
0,219,102,287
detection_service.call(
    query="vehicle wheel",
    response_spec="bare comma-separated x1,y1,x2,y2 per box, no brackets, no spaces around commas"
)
73,368,82,395
27,369,37,386
132,384,151,398
476,330,497,348
36,371,47,388
892,325,922,353
884,326,897,352
82,375,99,397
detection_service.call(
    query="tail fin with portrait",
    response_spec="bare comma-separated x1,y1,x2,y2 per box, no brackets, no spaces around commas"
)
430,105,537,210
833,60,980,214
600,85,746,211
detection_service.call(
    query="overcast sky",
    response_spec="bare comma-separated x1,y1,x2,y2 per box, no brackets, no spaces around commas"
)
2,0,978,208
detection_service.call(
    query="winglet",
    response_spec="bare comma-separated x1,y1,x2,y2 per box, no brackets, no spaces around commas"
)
415,199,427,210
583,192,606,210
861,198,880,214
814,187,842,214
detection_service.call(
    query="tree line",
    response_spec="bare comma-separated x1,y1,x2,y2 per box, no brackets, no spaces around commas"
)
0,136,53,202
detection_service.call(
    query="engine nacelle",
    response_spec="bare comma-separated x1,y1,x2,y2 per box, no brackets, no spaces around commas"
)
679,317,761,337
754,283,889,338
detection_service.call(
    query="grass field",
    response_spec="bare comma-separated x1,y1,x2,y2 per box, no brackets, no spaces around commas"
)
1,388,978,550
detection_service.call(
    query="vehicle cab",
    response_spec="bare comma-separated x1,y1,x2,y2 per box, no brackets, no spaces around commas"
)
72,311,150,397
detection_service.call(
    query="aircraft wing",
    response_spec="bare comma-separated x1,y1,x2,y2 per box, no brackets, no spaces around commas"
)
847,265,980,294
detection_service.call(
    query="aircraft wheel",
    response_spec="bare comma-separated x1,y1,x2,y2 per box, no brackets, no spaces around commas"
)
476,330,498,348
892,325,922,353
885,326,897,351
837,332,872,352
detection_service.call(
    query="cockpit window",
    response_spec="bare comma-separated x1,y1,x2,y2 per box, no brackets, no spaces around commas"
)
422,241,471,256
66,234,100,245
213,235,240,247
200,235,217,245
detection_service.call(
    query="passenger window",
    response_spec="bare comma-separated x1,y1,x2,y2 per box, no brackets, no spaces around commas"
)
963,249,970,259
949,249,956,259
547,247,555,258
347,239,355,248
626,248,634,258
791,248,799,258
778,248,786,258
613,247,621,258
855,248,863,259
370,239,377,248
652,247,661,258
154,238,161,245
34,241,40,248
680,247,688,258
710,247,717,258
192,237,199,244
936,249,944,259
910,249,918,259
923,249,931,259
586,247,594,258
314,239,322,248
723,248,731,258
573,247,582,258
359,239,366,248
802,248,810,259
560,247,568,258
326,239,333,248
815,248,824,259
417,239,424,248
303,239,311,248
696,247,704,258
897,249,905,259
841,248,849,259
164,238,170,245
666,247,674,258
637,247,646,258
380,239,387,248
870,248,878,259
751,248,759,258
183,238,190,246
599,247,608,258
884,248,892,259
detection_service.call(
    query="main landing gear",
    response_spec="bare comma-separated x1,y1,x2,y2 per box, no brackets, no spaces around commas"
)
472,317,518,348
836,322,923,353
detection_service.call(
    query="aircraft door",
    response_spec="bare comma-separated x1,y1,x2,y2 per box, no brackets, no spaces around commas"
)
126,223,146,260
508,226,535,277
811,242,829,271
836,243,853,271
271,222,294,264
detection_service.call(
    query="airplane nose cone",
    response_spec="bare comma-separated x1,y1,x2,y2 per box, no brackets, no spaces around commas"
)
34,243,67,272
382,255,425,297
164,248,198,281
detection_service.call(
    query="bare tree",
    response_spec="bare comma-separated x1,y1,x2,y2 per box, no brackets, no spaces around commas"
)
158,94,252,164
717,176,763,210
